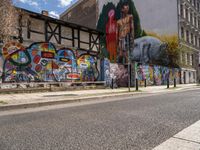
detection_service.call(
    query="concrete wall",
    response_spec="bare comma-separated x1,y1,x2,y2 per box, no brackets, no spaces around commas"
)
60,0,97,29
98,0,178,35
134,0,178,35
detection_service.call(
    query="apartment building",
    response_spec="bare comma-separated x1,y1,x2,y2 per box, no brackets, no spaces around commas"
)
178,0,200,83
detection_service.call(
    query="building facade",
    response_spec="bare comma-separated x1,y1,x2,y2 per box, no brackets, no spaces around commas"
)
178,0,200,83
61,0,200,85
0,7,102,83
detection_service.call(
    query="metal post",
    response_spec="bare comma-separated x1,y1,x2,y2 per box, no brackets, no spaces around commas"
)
127,34,131,92
145,79,147,87
136,78,139,91
111,78,114,89
174,78,176,88
167,78,170,89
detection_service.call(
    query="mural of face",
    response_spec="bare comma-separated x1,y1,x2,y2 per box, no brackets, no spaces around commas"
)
55,49,80,81
121,4,129,15
108,9,115,20
77,55,99,81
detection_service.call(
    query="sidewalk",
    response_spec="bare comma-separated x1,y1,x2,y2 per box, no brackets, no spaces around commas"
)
0,84,199,111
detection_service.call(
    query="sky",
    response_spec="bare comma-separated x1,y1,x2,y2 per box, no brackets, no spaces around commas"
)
13,0,78,18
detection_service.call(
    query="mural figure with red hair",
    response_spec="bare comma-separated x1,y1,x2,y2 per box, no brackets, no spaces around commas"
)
106,9,117,63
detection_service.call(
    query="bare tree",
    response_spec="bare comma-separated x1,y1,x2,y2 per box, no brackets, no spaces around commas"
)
0,0,17,42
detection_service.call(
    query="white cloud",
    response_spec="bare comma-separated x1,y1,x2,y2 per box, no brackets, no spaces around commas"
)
18,0,39,7
58,0,74,7
49,11,60,19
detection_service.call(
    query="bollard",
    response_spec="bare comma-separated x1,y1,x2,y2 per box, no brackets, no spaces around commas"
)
111,78,114,89
174,78,176,88
167,79,169,89
136,79,139,91
144,79,147,87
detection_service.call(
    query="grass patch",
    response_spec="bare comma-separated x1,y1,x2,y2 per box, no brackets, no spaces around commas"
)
0,101,8,105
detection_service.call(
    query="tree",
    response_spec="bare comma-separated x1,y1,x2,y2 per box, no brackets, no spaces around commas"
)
0,0,17,42
147,32,180,67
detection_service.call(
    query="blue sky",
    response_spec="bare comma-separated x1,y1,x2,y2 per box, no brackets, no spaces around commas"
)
13,0,78,18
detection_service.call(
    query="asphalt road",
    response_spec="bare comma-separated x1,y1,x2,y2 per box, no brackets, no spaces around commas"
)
0,89,200,150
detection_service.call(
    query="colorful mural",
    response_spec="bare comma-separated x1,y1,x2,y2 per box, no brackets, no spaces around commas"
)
0,42,99,83
135,64,180,86
97,0,145,63
109,62,180,87
97,0,177,68
102,58,110,86
110,63,128,87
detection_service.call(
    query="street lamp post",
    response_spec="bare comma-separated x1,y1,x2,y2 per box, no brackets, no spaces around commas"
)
127,33,131,92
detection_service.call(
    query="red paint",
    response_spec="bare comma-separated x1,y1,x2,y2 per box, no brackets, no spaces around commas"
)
35,64,42,72
41,52,54,59
106,9,117,62
33,55,41,64
67,73,80,80
52,62,59,69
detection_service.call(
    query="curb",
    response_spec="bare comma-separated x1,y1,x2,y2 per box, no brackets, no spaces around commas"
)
0,92,142,111
0,86,199,111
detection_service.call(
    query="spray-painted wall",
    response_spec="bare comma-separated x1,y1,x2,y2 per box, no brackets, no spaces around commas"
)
135,64,180,86
0,41,99,83
105,62,180,87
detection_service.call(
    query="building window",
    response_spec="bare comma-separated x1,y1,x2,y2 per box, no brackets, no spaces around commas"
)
191,33,194,44
180,4,184,17
186,30,190,42
190,54,193,66
181,27,184,39
191,54,194,66
194,15,197,27
194,0,196,7
190,12,193,24
186,8,189,21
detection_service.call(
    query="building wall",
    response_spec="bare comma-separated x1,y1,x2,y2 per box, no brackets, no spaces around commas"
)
0,8,102,83
98,0,178,35
134,0,178,35
60,0,97,29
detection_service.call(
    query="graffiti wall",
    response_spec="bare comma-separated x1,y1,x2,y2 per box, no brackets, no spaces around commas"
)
97,0,177,67
110,63,128,87
136,64,180,86
109,62,180,87
102,58,111,86
0,41,99,83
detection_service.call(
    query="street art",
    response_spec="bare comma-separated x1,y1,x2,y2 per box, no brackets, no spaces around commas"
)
135,64,180,86
110,63,128,87
0,42,99,83
77,55,99,81
103,58,111,86
97,0,145,63
106,9,117,62
97,0,175,68
130,36,169,65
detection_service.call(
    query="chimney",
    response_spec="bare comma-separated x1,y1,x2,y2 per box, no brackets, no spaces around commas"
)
42,10,49,16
